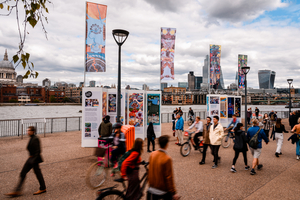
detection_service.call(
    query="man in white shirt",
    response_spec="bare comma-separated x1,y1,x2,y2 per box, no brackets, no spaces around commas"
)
188,116,203,150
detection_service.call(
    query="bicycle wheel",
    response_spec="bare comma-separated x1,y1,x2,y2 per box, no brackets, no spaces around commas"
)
188,120,193,126
221,136,231,148
180,142,191,157
86,161,107,189
96,190,125,200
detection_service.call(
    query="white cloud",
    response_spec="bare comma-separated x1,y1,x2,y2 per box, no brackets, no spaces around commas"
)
0,0,299,90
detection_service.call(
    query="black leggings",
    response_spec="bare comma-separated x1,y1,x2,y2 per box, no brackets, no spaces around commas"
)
193,132,203,147
211,145,220,165
232,150,247,166
147,138,155,151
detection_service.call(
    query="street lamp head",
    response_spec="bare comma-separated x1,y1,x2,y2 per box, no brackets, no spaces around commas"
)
241,66,250,75
112,29,129,46
287,79,293,84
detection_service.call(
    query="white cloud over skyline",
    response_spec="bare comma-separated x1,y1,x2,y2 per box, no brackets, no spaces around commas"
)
0,0,299,89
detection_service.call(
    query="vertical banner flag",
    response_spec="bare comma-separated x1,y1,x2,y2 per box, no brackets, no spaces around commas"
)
160,27,176,81
86,2,107,72
209,45,221,89
238,54,248,88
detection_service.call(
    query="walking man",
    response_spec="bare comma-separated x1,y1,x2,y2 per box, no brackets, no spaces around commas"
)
199,116,213,165
175,113,184,145
147,135,180,200
5,126,46,197
255,107,260,119
209,116,225,169
247,119,269,175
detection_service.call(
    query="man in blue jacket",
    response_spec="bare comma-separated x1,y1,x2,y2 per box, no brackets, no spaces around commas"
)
175,114,184,145
247,119,269,175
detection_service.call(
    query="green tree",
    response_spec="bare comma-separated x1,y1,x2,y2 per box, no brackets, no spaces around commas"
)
33,99,39,103
49,95,56,103
0,0,52,78
9,99,18,103
62,97,70,103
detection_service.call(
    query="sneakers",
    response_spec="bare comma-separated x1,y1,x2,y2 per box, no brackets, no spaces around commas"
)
230,167,237,173
250,169,256,175
245,166,250,170
297,156,300,160
275,152,279,157
257,164,263,170
199,161,205,165
33,189,46,195
212,164,218,169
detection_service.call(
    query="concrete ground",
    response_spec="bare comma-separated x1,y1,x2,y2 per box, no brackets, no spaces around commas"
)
1,119,300,200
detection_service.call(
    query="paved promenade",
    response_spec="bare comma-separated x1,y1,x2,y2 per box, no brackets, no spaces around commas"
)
1,119,300,200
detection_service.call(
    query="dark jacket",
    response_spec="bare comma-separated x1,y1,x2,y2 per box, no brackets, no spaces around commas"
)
109,131,126,153
98,120,112,137
27,135,43,164
233,130,248,152
288,134,299,144
274,124,288,133
147,125,156,139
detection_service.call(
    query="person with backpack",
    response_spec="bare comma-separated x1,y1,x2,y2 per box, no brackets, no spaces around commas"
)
247,119,269,175
274,118,289,157
147,122,156,152
230,123,250,173
120,138,143,200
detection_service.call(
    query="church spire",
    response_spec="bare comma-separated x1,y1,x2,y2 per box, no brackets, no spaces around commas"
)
3,49,8,61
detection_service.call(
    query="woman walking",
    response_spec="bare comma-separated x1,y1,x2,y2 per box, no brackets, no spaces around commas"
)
274,118,288,157
262,113,271,138
121,138,143,200
147,122,156,152
231,123,250,173
291,118,300,160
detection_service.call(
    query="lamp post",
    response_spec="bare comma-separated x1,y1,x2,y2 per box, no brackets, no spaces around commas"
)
287,79,293,114
112,29,129,123
242,66,250,132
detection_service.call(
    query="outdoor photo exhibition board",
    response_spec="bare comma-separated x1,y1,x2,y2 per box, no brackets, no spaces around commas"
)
206,95,241,127
82,88,103,147
82,88,161,147
146,92,161,137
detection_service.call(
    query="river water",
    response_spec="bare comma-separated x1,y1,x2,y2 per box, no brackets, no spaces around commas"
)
0,104,297,120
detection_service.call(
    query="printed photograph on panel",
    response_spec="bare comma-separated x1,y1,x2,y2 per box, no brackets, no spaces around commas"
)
108,94,116,112
147,94,160,125
210,96,219,104
129,93,143,127
228,97,234,118
220,97,227,118
85,99,99,107
235,98,241,117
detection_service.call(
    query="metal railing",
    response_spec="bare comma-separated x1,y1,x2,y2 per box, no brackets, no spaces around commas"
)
161,111,207,123
0,117,82,138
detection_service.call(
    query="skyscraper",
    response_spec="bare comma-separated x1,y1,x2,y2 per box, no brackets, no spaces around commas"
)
195,76,203,90
188,71,195,90
258,70,276,89
178,82,188,89
201,55,209,90
161,82,167,91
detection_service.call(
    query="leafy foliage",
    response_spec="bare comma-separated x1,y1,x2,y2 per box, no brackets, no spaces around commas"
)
33,99,39,103
9,98,18,103
62,97,70,103
49,95,56,103
0,0,52,79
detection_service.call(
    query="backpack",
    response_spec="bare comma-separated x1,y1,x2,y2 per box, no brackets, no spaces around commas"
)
270,114,275,121
117,150,133,171
249,128,261,149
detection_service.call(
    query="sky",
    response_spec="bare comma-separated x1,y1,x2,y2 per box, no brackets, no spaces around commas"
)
1,0,300,89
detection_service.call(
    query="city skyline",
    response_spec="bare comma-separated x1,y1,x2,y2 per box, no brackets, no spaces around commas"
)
1,0,299,89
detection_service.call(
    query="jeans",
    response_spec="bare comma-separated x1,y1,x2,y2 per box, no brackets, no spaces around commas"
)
296,140,300,156
211,145,220,165
201,144,213,162
16,158,46,191
147,138,155,151
232,150,247,166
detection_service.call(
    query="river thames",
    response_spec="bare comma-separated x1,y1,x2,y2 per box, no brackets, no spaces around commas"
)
0,104,297,120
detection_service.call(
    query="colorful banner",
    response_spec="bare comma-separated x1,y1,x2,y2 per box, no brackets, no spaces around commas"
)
108,94,116,113
102,92,107,116
129,93,144,127
85,2,107,72
209,45,221,89
147,94,160,125
220,97,227,118
238,54,248,88
235,98,241,117
160,27,176,81
228,97,234,118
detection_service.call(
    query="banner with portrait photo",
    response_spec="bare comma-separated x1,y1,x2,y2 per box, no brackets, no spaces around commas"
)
85,2,107,72
238,54,247,88
160,27,176,81
209,45,221,89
